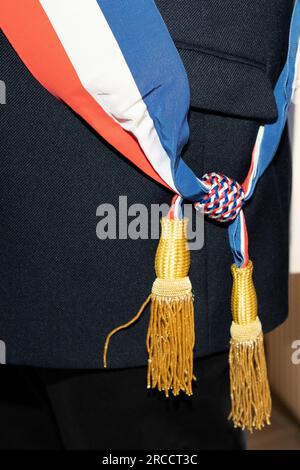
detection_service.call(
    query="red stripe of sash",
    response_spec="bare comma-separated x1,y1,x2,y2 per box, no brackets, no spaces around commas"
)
0,0,169,189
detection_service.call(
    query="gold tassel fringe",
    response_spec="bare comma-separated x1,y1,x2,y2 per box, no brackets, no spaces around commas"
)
229,261,272,432
147,277,195,396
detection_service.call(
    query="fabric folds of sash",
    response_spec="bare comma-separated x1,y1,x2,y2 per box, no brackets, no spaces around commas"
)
0,0,209,201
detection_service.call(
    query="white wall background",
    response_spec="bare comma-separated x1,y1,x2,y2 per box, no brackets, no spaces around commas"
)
289,66,300,273
266,56,300,425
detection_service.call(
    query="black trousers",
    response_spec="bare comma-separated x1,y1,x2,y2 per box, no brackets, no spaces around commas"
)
0,352,245,450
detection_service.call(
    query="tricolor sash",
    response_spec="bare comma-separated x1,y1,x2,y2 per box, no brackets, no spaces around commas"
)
1,0,300,431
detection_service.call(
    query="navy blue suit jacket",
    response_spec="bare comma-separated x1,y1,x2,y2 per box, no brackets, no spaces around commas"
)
0,0,294,368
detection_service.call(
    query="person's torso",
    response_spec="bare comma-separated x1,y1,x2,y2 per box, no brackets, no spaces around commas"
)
0,0,293,368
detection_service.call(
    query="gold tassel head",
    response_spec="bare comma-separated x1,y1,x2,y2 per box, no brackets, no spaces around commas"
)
155,217,190,279
231,261,257,325
229,261,272,432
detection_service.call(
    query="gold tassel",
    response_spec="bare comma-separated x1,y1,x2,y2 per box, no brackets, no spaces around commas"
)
229,261,272,432
103,216,196,397
147,217,195,396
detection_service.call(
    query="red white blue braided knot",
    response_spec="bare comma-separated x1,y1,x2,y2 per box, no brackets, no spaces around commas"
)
199,172,245,223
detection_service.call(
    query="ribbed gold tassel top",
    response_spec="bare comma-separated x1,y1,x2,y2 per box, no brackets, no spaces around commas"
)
231,261,257,325
155,218,190,280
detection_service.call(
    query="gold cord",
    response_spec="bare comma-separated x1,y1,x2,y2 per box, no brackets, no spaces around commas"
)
103,294,151,368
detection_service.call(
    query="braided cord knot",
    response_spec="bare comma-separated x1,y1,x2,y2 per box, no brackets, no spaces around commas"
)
199,172,245,223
